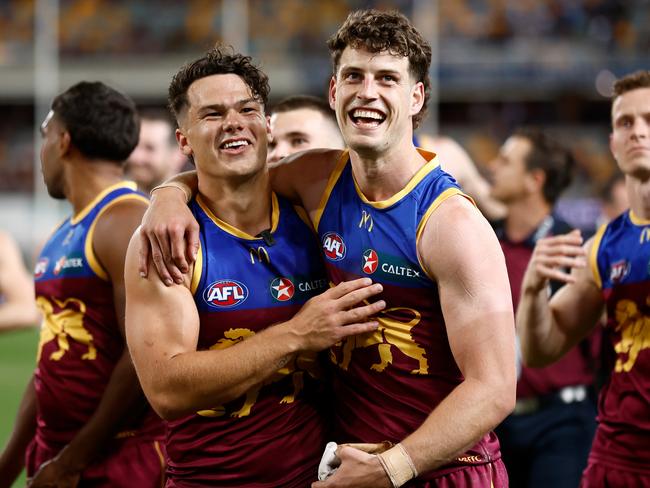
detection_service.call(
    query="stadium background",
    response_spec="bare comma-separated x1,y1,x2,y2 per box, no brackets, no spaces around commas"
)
0,1,647,486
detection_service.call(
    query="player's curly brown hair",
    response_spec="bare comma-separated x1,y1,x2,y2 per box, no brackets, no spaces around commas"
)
168,45,270,121
327,9,432,129
612,70,650,99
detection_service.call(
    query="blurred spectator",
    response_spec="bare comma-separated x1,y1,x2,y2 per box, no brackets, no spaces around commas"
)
267,95,344,164
125,109,188,194
489,128,597,488
0,231,39,331
598,171,629,223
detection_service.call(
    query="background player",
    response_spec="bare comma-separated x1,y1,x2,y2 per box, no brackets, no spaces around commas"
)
517,70,650,487
0,81,164,488
138,10,516,487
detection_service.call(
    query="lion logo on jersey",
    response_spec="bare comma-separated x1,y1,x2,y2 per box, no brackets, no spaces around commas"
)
36,296,96,362
332,307,428,375
613,298,650,373
197,328,318,418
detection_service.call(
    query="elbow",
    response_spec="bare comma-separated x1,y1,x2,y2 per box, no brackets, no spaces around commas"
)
148,390,191,421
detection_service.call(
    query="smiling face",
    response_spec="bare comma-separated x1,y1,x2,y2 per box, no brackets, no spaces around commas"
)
176,73,270,181
328,47,424,157
610,87,650,178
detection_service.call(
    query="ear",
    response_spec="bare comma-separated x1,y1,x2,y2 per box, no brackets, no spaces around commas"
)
59,130,72,157
609,132,617,162
527,168,546,194
176,128,193,157
266,114,272,143
328,76,337,110
410,81,425,117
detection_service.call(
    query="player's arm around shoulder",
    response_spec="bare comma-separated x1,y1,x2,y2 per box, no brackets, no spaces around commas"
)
517,232,604,367
420,194,516,414
270,148,344,212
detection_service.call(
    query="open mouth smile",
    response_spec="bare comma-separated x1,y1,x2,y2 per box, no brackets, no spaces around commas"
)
348,108,386,129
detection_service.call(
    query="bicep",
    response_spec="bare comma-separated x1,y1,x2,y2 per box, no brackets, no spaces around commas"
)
124,235,199,394
419,197,515,378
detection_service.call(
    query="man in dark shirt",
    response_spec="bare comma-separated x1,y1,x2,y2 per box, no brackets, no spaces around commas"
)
490,128,597,488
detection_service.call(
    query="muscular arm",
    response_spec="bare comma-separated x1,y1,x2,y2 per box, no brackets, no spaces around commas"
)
31,200,150,483
517,233,604,367
0,232,40,331
126,236,385,420
0,377,37,488
401,196,516,473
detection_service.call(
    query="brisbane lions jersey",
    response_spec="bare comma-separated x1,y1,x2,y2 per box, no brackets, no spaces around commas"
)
588,209,650,472
33,182,160,448
314,150,502,481
165,193,328,487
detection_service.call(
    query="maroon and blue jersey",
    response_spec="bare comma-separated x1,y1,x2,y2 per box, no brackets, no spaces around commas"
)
165,193,328,487
33,181,161,449
588,209,650,473
314,150,502,481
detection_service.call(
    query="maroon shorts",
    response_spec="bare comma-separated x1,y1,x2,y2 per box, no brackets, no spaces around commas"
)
406,459,508,487
580,460,650,487
27,436,166,488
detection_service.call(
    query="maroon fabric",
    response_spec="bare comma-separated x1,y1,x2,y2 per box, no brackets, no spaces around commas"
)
26,436,166,487
580,458,650,487
499,237,596,398
400,459,508,487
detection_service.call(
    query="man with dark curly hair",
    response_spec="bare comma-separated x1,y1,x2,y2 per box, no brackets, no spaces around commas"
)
124,46,385,487
139,10,516,487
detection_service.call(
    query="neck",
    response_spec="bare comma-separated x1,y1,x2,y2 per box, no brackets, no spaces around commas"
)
504,195,552,242
349,136,426,201
197,170,273,236
65,159,125,215
626,174,650,220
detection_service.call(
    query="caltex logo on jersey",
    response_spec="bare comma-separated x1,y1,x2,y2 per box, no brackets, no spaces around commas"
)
270,277,295,301
362,249,379,274
203,280,249,308
34,257,49,279
322,232,346,261
609,260,630,284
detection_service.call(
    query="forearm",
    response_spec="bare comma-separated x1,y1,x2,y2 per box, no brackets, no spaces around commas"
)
401,375,513,475
148,320,300,420
0,377,37,488
0,303,40,331
54,352,146,472
517,286,566,367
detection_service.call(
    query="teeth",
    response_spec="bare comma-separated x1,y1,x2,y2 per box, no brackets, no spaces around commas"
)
223,140,249,149
353,109,384,120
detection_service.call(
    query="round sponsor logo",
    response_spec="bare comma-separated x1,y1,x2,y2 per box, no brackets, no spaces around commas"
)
362,249,379,274
34,257,49,279
321,232,346,261
270,277,295,301
203,280,248,308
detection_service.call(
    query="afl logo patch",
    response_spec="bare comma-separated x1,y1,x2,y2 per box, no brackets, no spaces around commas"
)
322,232,346,261
609,260,630,284
203,280,248,308
34,257,49,279
270,277,295,301
362,249,379,274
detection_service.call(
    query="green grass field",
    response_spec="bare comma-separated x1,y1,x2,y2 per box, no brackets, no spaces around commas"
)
0,327,39,488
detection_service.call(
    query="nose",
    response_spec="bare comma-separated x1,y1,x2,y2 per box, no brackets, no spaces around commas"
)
630,117,649,140
268,140,288,164
223,108,244,132
357,77,378,101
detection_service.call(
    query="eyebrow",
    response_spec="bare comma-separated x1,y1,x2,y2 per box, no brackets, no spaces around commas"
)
197,97,259,113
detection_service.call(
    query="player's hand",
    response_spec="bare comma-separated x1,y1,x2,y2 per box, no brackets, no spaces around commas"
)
312,445,391,488
138,187,199,286
288,278,386,351
28,458,81,488
522,229,586,293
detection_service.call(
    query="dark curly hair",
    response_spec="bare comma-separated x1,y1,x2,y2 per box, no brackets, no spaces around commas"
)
612,70,650,99
327,9,431,129
514,127,574,205
168,45,270,121
51,81,139,163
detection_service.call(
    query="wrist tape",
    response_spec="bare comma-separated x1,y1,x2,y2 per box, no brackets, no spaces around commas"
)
377,443,418,488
